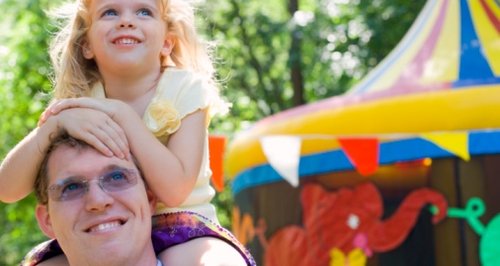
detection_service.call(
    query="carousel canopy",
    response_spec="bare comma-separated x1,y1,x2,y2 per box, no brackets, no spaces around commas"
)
225,0,500,195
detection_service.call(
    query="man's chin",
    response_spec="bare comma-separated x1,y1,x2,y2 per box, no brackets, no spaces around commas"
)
77,241,132,265
77,226,131,258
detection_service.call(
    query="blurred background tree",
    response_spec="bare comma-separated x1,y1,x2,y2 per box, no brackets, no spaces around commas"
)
205,0,424,132
0,1,58,264
0,0,423,264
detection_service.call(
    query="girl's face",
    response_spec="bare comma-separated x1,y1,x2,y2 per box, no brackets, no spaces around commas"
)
83,0,171,76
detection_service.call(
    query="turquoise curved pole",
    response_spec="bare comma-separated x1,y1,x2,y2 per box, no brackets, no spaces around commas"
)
447,198,500,266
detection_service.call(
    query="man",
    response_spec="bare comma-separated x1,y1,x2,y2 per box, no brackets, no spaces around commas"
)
24,133,159,266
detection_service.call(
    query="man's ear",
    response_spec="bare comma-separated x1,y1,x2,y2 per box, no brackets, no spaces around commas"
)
160,36,175,57
82,40,94,59
36,204,56,238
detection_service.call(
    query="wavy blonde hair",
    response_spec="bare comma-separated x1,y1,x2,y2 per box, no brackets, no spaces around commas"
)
49,0,217,99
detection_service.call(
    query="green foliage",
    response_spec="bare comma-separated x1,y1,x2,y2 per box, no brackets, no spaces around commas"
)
205,0,424,132
213,181,236,228
0,1,58,265
0,0,423,264
0,196,48,266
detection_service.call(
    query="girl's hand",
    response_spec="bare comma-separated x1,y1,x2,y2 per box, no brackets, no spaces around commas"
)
39,99,67,126
39,97,125,126
49,107,129,158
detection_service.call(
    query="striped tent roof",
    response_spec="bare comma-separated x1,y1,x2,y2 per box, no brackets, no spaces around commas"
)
348,0,499,97
225,0,500,194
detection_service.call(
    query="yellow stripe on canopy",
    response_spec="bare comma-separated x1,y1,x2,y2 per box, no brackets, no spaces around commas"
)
470,0,500,75
423,0,459,83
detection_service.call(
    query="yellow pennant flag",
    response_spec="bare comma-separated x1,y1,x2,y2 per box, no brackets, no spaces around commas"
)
421,132,470,161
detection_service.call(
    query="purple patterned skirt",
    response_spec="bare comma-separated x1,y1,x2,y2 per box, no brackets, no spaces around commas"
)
22,211,256,266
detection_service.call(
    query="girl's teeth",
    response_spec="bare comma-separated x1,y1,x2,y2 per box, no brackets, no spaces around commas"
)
116,38,138,45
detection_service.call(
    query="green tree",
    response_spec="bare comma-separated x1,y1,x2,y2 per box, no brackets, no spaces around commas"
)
0,0,58,265
0,0,424,264
206,0,424,132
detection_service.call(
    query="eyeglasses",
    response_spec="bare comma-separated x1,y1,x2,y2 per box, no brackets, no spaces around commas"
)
47,168,139,202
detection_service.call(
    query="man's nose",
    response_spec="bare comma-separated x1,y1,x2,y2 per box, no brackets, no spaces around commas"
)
84,182,114,212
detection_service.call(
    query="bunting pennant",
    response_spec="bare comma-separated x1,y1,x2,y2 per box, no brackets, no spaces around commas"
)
209,135,226,192
338,138,379,176
421,132,470,161
244,131,473,185
260,136,302,187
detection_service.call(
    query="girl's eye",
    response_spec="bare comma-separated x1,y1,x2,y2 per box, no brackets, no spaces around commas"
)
102,9,118,17
137,8,153,17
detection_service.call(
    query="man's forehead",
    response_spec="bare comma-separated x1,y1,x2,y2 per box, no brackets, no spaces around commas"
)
47,145,136,182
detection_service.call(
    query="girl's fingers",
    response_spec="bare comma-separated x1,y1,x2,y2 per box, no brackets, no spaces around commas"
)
38,110,49,126
93,121,129,159
105,118,130,156
56,108,130,158
69,98,108,112
69,124,124,158
39,101,62,126
89,126,125,159
44,98,90,116
50,99,81,114
77,133,114,157
41,98,123,127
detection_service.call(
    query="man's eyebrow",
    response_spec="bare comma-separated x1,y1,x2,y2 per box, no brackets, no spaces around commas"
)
52,175,85,186
102,164,137,173
101,165,141,179
52,164,137,184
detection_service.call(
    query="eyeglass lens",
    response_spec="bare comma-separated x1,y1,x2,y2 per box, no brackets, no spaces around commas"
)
47,168,139,201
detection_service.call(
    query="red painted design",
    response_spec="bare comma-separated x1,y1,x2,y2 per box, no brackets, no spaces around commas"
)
264,182,448,266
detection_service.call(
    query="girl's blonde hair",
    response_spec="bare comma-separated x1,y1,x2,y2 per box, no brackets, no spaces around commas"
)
50,0,217,99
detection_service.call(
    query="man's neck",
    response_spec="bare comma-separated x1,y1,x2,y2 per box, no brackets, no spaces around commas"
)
68,254,158,266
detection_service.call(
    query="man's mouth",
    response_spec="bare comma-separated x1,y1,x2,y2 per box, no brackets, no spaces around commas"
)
86,220,126,233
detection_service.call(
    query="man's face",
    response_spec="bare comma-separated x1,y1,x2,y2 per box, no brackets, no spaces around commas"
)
36,145,156,265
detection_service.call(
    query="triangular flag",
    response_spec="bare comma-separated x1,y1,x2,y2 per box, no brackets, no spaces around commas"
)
260,136,302,187
421,132,470,161
209,135,226,192
338,138,379,176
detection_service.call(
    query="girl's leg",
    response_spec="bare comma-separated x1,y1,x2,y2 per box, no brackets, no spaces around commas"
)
158,237,247,266
152,211,256,265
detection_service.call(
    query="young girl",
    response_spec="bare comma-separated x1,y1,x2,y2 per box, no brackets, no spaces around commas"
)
0,0,255,265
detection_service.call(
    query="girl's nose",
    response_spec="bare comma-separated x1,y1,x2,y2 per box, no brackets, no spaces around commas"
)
118,12,136,29
120,22,134,28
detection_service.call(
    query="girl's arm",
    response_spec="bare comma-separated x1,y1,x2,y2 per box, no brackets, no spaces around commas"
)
130,110,207,207
0,108,128,203
0,123,55,202
43,97,206,207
